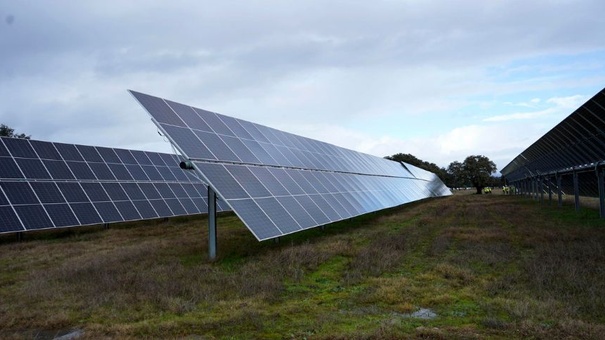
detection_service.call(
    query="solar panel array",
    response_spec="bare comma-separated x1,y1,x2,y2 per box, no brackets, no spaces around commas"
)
131,90,451,241
501,87,605,186
0,137,229,234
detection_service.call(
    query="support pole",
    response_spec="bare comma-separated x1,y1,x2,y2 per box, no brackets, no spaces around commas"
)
557,174,563,207
573,171,580,212
598,168,605,219
547,176,553,204
208,186,217,260
539,176,544,204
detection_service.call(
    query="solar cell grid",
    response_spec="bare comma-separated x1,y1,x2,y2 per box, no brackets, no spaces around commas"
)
3,138,37,158
16,158,51,179
31,182,65,204
130,90,451,241
30,140,62,160
0,136,230,234
54,143,84,161
45,204,79,227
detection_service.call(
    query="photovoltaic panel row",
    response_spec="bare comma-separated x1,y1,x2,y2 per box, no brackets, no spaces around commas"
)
130,90,413,177
502,87,605,182
193,161,446,240
130,90,451,241
0,137,230,234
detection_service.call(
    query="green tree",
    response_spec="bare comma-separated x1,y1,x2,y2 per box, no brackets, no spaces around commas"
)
0,124,30,139
446,160,466,188
461,155,497,194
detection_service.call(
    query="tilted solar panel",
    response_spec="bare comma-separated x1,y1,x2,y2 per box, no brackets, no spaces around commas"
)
0,137,229,233
130,90,451,241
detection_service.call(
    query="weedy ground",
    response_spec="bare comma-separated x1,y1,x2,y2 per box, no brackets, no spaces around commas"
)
1,190,605,339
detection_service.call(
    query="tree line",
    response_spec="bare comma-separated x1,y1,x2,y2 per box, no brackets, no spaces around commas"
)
386,153,501,194
0,124,30,139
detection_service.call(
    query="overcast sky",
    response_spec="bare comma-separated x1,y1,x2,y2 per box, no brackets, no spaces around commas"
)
2,1,604,173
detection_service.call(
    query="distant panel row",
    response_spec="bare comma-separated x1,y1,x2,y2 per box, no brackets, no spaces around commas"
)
0,137,230,233
502,87,605,182
0,137,201,182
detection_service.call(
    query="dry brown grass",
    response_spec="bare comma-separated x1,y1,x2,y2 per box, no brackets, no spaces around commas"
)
2,192,605,338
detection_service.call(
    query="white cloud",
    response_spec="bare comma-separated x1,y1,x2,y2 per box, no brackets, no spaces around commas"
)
1,0,604,177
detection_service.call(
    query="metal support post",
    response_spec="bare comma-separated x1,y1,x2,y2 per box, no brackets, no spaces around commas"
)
557,174,563,207
547,176,552,204
539,176,544,204
208,186,217,260
598,168,605,219
573,171,580,212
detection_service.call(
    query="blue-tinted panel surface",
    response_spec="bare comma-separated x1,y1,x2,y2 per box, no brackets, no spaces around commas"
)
130,90,187,127
0,140,9,157
70,203,102,225
1,182,38,205
3,138,36,158
77,145,103,162
165,99,213,132
95,202,123,222
30,140,62,160
108,164,133,180
0,157,24,179
275,196,317,229
154,183,176,198
0,136,229,235
66,162,96,180
255,197,301,234
102,183,129,201
179,198,199,214
165,199,186,215
54,143,84,161
14,205,53,229
192,109,235,136
131,91,451,241
228,199,281,240
161,124,216,160
16,158,51,179
0,206,23,232
57,183,89,203
45,204,79,227
114,149,138,164
114,201,141,221
133,200,158,219
81,183,110,202
125,164,148,180
97,148,121,163
194,162,249,199
43,160,75,180
88,163,116,180
150,199,173,217
31,182,65,204
225,165,271,198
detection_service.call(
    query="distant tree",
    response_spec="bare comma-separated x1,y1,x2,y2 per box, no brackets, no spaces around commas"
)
461,155,497,194
0,124,30,139
385,153,447,182
446,161,467,188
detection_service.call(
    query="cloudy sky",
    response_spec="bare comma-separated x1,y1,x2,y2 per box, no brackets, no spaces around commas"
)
2,1,604,173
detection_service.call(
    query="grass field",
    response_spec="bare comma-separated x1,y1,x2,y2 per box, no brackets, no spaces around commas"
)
1,191,605,339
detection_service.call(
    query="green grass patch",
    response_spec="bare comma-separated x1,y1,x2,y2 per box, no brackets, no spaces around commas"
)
2,192,605,338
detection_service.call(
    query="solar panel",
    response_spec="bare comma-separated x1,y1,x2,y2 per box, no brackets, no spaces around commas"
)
130,90,451,241
0,137,228,234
